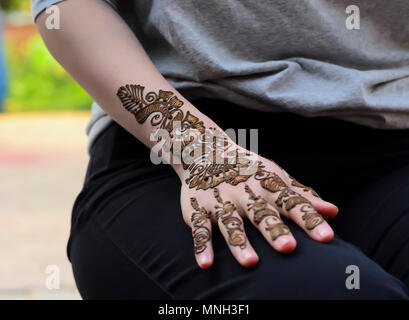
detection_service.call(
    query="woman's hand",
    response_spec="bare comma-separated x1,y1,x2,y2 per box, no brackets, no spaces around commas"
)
36,0,337,270
178,146,339,269
115,84,338,269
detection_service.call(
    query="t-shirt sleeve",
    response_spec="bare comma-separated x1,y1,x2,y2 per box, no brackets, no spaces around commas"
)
31,0,66,22
31,0,119,23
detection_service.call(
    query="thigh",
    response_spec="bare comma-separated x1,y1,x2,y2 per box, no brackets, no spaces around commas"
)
69,165,409,300
332,163,409,287
68,116,409,299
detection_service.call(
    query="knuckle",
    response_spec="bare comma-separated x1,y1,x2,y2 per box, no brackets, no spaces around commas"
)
213,187,247,249
299,204,324,230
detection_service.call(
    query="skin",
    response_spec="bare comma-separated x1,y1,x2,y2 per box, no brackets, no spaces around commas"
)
117,84,338,267
36,0,339,269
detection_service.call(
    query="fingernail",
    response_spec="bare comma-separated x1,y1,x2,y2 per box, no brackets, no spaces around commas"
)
243,249,253,259
199,255,208,265
325,201,339,210
198,255,212,269
315,224,332,238
275,236,289,248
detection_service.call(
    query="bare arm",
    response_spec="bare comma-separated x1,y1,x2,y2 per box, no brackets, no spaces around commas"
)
36,0,219,175
37,0,338,269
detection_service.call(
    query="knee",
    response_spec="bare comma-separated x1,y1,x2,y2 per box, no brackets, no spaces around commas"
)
246,238,409,300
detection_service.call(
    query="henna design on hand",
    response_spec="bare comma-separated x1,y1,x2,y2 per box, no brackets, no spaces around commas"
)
190,197,211,254
185,153,252,190
117,84,253,190
255,172,309,209
213,188,247,248
254,170,324,230
300,204,324,230
117,85,325,231
245,185,290,241
289,174,321,198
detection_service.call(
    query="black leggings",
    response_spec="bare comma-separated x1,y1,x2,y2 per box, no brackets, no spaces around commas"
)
68,98,409,299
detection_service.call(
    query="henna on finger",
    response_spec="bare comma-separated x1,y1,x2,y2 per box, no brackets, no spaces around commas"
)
190,197,211,254
261,157,321,198
213,188,247,248
288,174,321,198
254,171,324,230
256,172,309,209
300,204,324,230
244,185,290,241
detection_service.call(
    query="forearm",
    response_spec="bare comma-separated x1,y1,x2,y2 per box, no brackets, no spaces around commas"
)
35,0,340,270
36,0,222,176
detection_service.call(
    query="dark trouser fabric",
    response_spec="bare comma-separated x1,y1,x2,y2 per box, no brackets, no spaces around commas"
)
67,98,409,299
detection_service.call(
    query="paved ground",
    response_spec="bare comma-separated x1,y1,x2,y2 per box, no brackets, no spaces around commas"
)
0,111,92,300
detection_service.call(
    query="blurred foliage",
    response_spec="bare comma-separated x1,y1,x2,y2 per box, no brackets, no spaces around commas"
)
0,0,30,11
5,33,93,112
0,0,92,112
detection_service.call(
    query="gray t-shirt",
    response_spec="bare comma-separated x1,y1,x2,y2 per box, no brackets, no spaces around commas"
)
32,0,409,152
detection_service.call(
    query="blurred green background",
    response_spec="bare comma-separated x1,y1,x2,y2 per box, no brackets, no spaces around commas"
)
2,0,92,112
